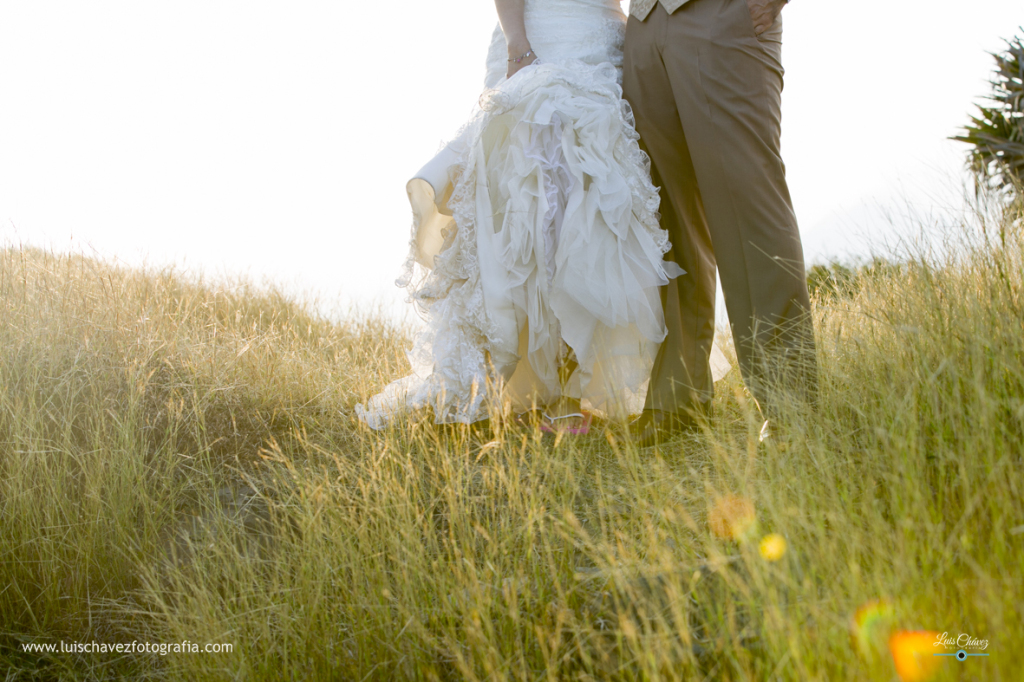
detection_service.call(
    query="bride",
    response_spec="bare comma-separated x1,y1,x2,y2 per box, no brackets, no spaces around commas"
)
357,0,728,432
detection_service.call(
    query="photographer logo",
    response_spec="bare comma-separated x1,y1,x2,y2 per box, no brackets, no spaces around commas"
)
933,632,989,662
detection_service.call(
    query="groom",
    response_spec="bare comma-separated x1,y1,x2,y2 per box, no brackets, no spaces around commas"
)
622,0,818,444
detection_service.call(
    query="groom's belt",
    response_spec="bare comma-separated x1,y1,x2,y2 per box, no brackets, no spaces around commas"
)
629,0,691,22
631,0,790,22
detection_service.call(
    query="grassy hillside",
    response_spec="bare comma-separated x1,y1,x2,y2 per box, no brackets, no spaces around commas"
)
1,202,1022,681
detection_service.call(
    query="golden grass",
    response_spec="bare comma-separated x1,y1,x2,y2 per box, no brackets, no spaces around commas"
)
1,202,1022,680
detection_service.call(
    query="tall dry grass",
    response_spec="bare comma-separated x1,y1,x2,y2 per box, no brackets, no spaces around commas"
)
1,201,1022,680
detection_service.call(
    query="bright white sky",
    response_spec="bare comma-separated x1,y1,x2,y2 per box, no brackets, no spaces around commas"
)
2,1,1023,322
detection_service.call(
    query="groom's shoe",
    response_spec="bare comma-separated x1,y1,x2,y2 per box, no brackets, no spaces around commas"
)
629,405,709,449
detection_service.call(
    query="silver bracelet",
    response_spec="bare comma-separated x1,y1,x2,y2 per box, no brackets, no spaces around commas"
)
507,49,536,64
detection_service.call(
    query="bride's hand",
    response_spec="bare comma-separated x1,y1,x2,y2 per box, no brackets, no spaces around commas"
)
496,0,535,79
506,43,538,79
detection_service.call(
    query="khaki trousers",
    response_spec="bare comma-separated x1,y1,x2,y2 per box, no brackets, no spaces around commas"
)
622,0,818,417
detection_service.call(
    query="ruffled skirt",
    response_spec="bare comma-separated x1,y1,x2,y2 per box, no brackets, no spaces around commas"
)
357,59,729,429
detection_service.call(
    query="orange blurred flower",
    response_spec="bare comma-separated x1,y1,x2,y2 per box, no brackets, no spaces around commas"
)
708,494,756,542
888,630,943,682
758,533,787,561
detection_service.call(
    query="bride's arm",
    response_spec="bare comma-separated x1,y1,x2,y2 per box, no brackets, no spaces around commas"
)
495,0,537,78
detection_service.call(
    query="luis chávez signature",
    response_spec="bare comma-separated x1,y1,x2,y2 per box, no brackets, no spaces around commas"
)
933,632,990,662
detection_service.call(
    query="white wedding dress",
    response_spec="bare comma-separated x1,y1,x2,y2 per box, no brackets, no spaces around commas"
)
357,0,729,429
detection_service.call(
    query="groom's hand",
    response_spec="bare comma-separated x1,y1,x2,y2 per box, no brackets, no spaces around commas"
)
746,0,787,36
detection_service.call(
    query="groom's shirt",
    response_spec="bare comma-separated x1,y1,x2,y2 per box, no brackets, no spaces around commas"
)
629,0,691,21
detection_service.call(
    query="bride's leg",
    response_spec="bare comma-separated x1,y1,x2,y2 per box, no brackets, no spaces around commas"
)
545,396,583,419
543,350,588,428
